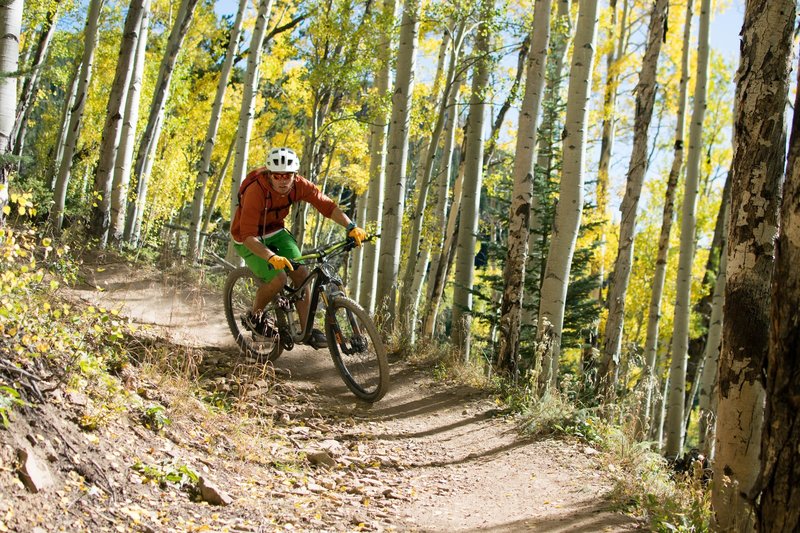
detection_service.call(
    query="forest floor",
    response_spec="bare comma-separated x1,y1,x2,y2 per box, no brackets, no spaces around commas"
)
0,253,643,532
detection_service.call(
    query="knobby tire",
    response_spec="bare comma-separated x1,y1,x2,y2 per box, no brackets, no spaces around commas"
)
325,296,389,402
223,266,283,362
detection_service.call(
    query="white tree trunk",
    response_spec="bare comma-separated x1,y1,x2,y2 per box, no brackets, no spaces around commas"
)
0,0,22,216
713,0,792,529
91,0,149,246
125,0,200,244
51,58,81,191
424,156,464,338
399,25,465,330
421,74,463,340
187,0,246,261
639,0,694,437
521,0,571,331
536,0,599,389
358,0,396,313
376,0,419,325
451,0,492,359
50,0,103,232
11,3,58,159
758,47,800,533
224,0,274,264
203,134,235,234
349,191,369,299
110,11,150,242
599,0,669,399
496,0,552,375
664,0,710,460
697,196,727,458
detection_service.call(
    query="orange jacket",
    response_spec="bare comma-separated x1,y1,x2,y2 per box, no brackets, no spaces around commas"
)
230,168,338,243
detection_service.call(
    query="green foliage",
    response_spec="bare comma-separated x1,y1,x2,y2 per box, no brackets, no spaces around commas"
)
514,385,604,445
141,403,172,432
200,391,234,413
0,223,140,431
131,459,199,490
0,385,27,428
607,442,712,532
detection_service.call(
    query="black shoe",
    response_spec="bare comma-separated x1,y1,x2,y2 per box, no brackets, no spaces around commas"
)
243,311,277,337
308,328,327,349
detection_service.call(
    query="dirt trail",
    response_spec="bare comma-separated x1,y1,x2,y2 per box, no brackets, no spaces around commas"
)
70,260,640,532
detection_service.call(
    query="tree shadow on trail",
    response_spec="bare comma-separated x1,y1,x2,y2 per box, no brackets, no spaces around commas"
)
466,501,639,532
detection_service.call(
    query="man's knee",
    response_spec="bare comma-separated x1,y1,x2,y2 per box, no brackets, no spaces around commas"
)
268,271,288,288
290,266,308,283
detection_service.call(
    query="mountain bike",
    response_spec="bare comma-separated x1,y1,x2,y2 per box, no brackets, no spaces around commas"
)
223,236,389,402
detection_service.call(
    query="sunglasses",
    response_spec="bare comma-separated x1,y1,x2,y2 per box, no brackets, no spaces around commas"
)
271,172,295,181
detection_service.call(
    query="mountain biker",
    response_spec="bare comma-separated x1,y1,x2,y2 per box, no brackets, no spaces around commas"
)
230,147,367,349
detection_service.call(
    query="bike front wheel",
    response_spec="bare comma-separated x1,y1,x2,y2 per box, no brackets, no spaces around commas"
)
325,296,389,402
223,267,282,362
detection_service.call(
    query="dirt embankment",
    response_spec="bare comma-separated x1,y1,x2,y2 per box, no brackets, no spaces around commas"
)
0,258,640,532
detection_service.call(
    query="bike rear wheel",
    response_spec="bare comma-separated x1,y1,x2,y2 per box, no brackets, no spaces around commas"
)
223,267,282,362
325,296,389,402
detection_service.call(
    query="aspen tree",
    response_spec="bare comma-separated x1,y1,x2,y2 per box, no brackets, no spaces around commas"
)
110,12,150,242
664,0,710,458
713,0,793,529
586,0,628,369
496,0,553,375
520,0,570,331
697,192,728,457
757,49,800,533
11,1,58,161
125,0,200,244
639,0,693,436
536,0,599,388
186,0,247,261
422,58,464,339
599,0,669,400
51,57,80,191
451,0,493,359
91,0,150,245
400,24,465,336
225,0,274,264
50,0,103,232
0,0,22,219
359,0,397,313
376,0,420,324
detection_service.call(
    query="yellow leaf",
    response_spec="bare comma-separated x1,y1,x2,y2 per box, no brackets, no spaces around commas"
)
18,206,25,216
42,238,52,247
96,267,106,272
2,206,9,216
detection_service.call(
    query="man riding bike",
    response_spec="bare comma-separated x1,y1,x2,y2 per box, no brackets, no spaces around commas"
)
230,147,367,348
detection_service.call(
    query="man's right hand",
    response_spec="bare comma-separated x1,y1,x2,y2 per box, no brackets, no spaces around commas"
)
268,255,294,271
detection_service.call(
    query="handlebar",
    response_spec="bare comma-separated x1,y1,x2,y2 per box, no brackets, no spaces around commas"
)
288,233,379,269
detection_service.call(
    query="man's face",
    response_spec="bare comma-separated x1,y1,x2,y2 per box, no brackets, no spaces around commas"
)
269,171,295,194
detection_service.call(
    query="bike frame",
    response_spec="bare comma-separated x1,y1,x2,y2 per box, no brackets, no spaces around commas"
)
277,238,356,345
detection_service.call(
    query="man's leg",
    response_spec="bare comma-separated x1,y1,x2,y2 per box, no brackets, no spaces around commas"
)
288,266,311,327
233,241,284,318
255,271,287,312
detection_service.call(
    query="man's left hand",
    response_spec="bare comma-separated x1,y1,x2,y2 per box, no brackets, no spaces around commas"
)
348,226,367,246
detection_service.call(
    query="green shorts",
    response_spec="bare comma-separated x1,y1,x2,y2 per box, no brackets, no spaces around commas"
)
234,229,301,283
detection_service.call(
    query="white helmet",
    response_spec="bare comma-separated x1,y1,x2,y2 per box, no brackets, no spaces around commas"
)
266,147,300,173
